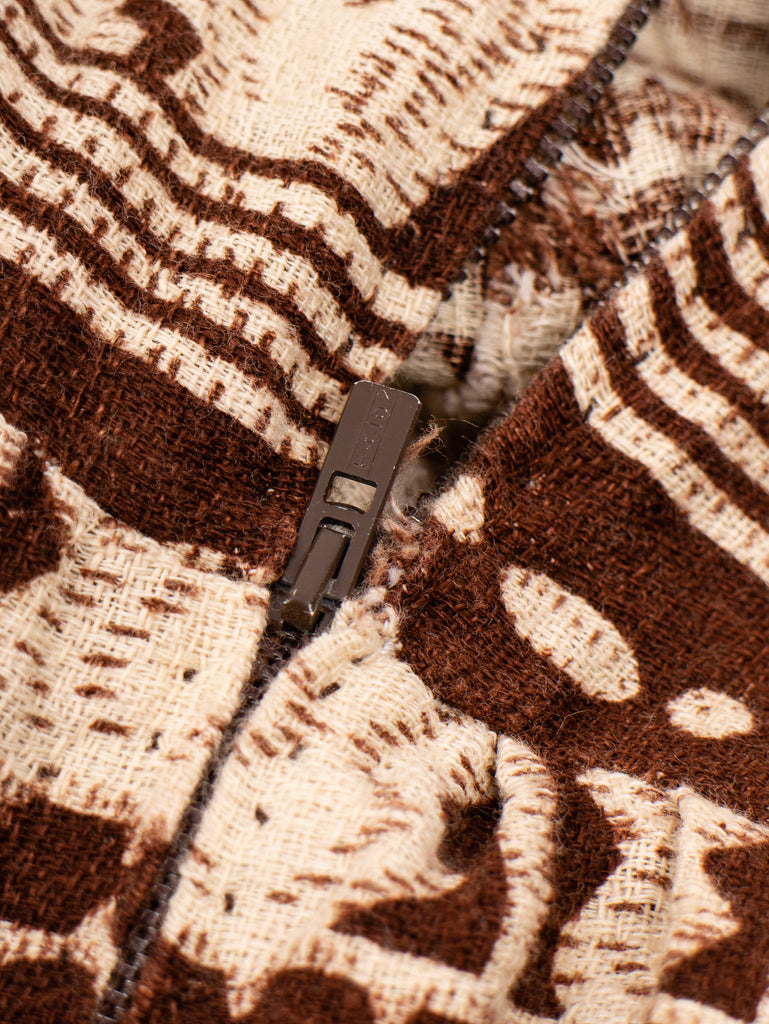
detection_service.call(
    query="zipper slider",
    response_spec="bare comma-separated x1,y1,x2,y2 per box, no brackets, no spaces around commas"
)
269,381,421,633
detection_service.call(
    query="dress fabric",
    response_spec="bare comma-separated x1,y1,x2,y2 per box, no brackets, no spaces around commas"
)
1,0,769,1021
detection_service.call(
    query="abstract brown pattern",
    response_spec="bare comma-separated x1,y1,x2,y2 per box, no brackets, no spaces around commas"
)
129,130,769,1023
0,431,269,1018
0,0,629,568
3,0,769,1022
396,131,769,1021
400,55,758,419
129,599,558,1023
0,0,640,1017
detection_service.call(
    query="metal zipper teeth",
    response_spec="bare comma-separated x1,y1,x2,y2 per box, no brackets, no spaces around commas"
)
92,623,303,1024
452,0,661,290
606,107,769,292
93,7,661,1021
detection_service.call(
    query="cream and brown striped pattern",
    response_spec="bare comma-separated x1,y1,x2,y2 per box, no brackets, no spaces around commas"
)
4,1,769,1022
0,0,639,1017
0,0,630,567
396,126,769,1024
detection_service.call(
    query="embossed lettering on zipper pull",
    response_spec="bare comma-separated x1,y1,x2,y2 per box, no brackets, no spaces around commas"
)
269,381,420,633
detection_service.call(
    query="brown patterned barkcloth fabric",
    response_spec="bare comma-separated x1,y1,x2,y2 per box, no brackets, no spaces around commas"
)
3,0,769,1021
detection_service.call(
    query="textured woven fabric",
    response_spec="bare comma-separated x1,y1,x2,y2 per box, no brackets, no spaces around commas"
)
399,60,753,418
2,0,769,1021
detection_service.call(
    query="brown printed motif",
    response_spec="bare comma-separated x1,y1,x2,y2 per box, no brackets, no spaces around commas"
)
0,424,269,1021
400,57,752,420
0,0,631,571
0,0,639,1018
127,599,559,1024
0,956,100,1022
395,143,769,1021
0,420,66,592
4,0,769,1022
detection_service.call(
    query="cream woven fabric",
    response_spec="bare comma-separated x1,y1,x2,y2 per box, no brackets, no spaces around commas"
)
1,1,769,1022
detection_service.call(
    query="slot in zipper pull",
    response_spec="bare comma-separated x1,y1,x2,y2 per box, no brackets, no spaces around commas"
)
269,381,421,633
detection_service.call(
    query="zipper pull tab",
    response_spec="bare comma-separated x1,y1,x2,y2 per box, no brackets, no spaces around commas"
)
269,381,421,633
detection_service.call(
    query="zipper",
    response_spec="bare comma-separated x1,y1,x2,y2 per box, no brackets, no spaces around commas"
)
93,383,420,1023
611,114,769,290
269,382,421,633
93,5,674,1019
459,0,661,277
